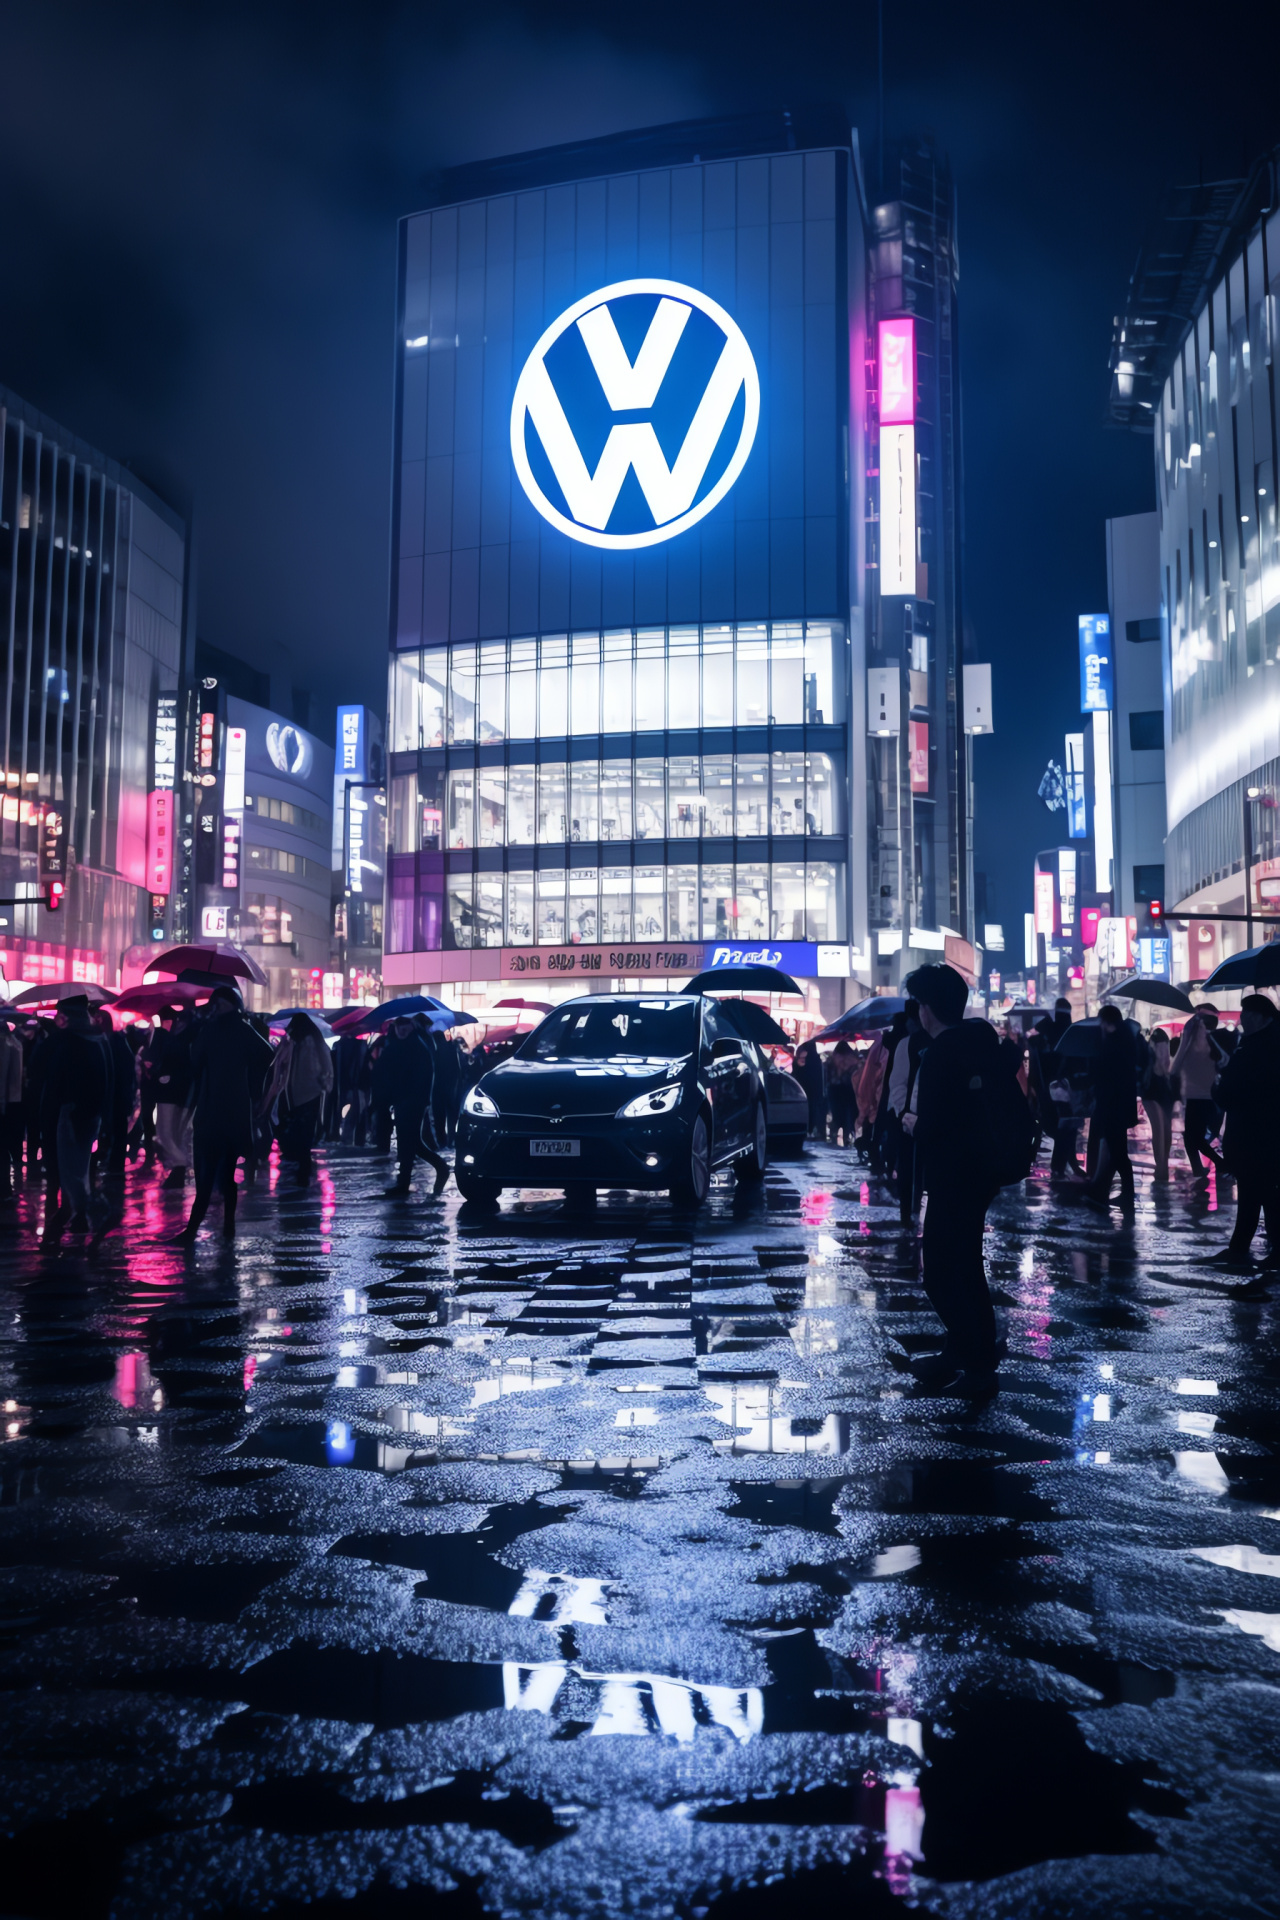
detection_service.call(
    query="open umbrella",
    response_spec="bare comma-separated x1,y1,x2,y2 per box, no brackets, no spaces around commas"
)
717,998,791,1046
682,963,804,996
1103,975,1194,1013
813,995,906,1042
1053,1015,1143,1058
9,980,118,1008
493,997,555,1014
1201,943,1280,990
110,982,207,1017
268,1009,335,1038
150,942,269,987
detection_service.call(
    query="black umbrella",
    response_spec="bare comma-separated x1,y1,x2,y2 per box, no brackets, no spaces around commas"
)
716,998,791,1046
682,963,804,995
1053,1015,1143,1058
813,995,906,1042
1201,943,1280,990
1103,975,1194,1013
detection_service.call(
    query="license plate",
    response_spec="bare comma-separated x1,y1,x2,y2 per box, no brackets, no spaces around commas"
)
530,1137,580,1158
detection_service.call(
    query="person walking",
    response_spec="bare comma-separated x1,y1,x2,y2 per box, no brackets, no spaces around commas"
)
1143,1026,1176,1183
154,1007,197,1189
1083,1006,1139,1212
430,1027,464,1147
372,1016,449,1196
330,1029,365,1142
173,986,275,1242
264,1013,334,1185
1209,995,1280,1269
95,1008,138,1189
886,999,925,1224
793,1040,827,1139
900,963,1009,1395
38,995,110,1247
856,1030,889,1166
0,1014,24,1201
826,1039,857,1146
1175,1008,1225,1179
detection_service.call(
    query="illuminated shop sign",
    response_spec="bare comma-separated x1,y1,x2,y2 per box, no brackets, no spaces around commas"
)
510,279,760,550
221,815,241,892
347,792,366,895
909,720,929,794
1034,869,1055,937
146,790,173,894
338,705,365,781
878,318,916,426
1058,848,1077,932
1079,614,1113,712
153,694,177,790
879,423,916,597
223,727,246,812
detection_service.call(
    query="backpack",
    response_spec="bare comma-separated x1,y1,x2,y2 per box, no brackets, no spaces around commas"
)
970,1050,1038,1186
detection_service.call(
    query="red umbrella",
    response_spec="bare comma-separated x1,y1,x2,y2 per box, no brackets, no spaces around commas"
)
150,943,268,987
9,981,118,1008
492,997,555,1014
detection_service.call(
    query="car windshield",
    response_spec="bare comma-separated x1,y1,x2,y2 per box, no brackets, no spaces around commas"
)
519,999,697,1063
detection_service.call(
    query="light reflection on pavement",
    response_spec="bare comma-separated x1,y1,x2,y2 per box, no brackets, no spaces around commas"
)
0,1131,1278,1917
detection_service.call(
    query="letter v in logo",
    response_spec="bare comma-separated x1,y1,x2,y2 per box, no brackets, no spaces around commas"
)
510,278,760,550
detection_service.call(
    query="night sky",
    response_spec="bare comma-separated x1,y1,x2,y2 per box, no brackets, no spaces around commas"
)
2,0,1279,932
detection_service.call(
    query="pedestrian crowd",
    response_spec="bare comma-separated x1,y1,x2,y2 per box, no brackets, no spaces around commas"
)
0,989,475,1249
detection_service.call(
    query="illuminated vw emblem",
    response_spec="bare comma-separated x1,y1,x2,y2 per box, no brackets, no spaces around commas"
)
510,278,760,550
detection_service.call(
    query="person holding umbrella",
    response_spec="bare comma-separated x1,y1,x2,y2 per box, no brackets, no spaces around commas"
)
263,1013,334,1186
1083,1005,1139,1213
1208,994,1280,1269
372,1016,449,1197
0,1014,24,1201
1143,1027,1176,1183
175,985,274,1243
1175,1008,1226,1180
37,994,109,1247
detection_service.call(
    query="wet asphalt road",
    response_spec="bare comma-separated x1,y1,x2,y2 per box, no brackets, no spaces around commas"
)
2,1132,1280,1919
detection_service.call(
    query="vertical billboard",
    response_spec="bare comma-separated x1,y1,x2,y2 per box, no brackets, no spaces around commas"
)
1064,732,1087,839
909,720,929,794
1034,869,1055,937
1079,614,1113,712
879,317,916,599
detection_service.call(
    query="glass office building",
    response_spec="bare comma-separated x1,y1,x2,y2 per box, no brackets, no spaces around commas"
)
384,111,970,1003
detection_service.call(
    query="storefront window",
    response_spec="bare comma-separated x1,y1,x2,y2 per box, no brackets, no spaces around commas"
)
537,763,567,844
569,761,599,843
570,633,600,734
770,625,805,724
772,862,807,940
475,876,503,947
805,623,837,724
735,754,769,836
805,861,840,940
569,867,598,944
701,627,734,728
506,765,535,845
536,867,566,943
703,754,733,836
736,863,769,942
478,641,506,741
634,629,664,732
770,752,806,836
668,627,699,727
634,759,665,840
600,760,633,842
602,631,633,732
601,866,631,940
736,626,768,725
447,872,474,949
508,640,537,741
634,866,665,940
506,874,533,944
806,752,839,834
666,864,698,941
667,753,701,838
448,647,476,743
445,768,473,849
538,635,568,737
477,767,505,847
701,863,733,941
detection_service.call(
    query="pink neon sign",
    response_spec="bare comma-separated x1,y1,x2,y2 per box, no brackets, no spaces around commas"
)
878,317,916,425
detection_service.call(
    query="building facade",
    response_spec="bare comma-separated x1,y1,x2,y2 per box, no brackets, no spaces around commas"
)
384,110,971,1010
0,384,188,990
1105,512,1166,923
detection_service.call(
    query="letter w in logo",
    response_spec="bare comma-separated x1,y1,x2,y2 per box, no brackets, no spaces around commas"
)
510,278,760,552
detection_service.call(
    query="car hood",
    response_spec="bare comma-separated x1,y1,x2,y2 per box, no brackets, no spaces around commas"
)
482,1057,689,1118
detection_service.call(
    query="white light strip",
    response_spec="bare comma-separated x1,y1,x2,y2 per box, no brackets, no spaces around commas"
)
1092,710,1114,891
880,424,916,597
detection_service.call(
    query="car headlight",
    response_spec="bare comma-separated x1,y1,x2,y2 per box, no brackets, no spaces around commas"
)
464,1086,498,1118
618,1083,683,1119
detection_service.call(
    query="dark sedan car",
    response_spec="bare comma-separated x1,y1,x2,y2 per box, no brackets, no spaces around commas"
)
454,993,768,1207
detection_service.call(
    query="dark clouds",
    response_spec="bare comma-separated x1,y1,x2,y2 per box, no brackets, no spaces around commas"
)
1,0,1278,919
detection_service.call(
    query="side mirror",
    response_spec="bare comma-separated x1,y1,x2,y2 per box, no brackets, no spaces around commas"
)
711,1036,741,1061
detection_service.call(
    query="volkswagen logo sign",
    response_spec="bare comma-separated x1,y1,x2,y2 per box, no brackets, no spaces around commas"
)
510,278,759,550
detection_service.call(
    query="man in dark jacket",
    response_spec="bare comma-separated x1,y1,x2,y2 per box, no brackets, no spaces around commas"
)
175,987,275,1242
1212,994,1280,1269
1084,1006,1139,1213
38,995,109,1247
901,963,1003,1395
94,1008,138,1187
155,1007,197,1189
372,1018,449,1196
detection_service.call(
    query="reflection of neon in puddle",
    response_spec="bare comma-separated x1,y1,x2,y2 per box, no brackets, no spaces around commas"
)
502,1660,763,1741
801,1191,833,1226
703,1380,847,1455
1174,1450,1230,1494
113,1353,164,1412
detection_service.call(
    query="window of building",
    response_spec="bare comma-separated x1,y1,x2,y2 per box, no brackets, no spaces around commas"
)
1124,618,1161,643
770,752,806,836
445,767,474,847
537,867,566,943
243,893,293,945
703,754,734,836
601,866,632,941
246,793,326,836
1133,864,1165,904
806,752,840,834
600,760,633,842
478,642,506,741
702,627,734,727
1128,710,1164,751
447,872,474,948
475,875,503,946
537,763,567,844
568,867,598,944
538,636,568,736
772,862,807,940
477,767,505,847
569,761,598,843
736,861,769,941
635,759,665,840
666,864,698,941
735,754,769,837
506,874,533,945
570,633,600,734
448,646,476,743
667,754,701,838
668,626,699,726
634,629,665,731
701,862,733,940
634,866,665,940
602,631,633,732
770,625,804,723
506,765,535,845
735,626,769,725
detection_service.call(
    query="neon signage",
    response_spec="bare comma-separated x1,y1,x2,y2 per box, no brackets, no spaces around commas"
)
878,318,916,425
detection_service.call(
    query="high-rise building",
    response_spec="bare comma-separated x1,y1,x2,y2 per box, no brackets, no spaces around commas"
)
0,384,189,989
384,110,973,1014
1110,153,1280,980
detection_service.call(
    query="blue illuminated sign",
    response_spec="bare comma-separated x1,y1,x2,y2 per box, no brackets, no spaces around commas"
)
510,279,759,550
1138,936,1171,979
1079,615,1113,712
704,941,816,974
337,705,365,783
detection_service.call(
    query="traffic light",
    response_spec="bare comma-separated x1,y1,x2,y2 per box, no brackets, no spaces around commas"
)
1149,899,1163,924
45,879,64,912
